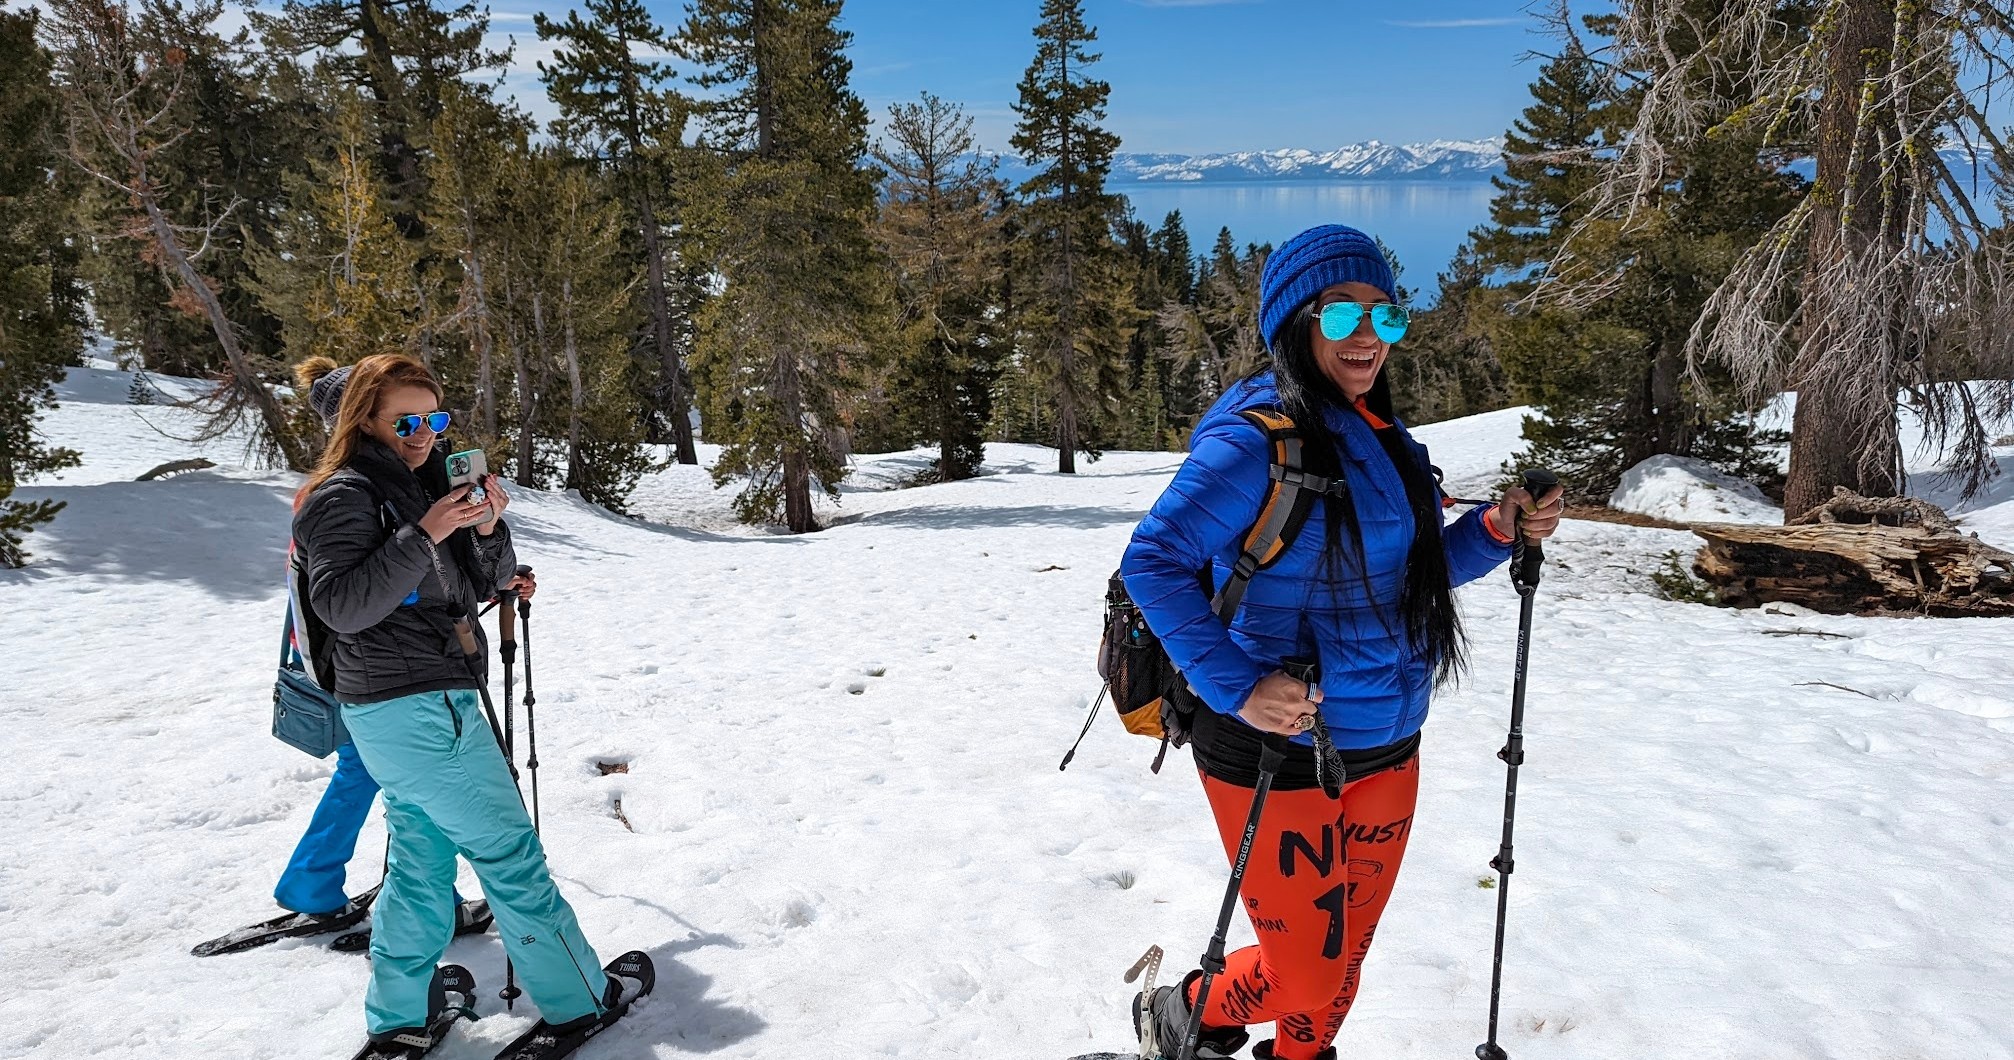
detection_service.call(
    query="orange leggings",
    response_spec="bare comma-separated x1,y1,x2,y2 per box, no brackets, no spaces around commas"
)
1191,755,1420,1060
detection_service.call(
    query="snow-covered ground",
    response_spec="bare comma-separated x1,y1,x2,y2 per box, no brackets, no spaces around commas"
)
1611,454,1783,524
3,365,2011,1059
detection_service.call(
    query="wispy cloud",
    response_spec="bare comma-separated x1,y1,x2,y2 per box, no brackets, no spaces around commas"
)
1385,17,1523,28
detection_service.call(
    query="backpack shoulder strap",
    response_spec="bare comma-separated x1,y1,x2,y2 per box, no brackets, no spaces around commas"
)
1212,408,1347,623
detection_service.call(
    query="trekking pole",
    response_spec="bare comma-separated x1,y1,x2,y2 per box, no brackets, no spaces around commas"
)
516,564,541,832
1179,725,1295,1060
499,579,520,769
1476,468,1559,1060
448,606,512,762
495,574,524,1012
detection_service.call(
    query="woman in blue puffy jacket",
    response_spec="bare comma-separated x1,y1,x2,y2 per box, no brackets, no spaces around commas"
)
1119,224,1563,1060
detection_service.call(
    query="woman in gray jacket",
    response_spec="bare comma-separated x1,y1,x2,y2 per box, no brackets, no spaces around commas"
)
293,353,646,1058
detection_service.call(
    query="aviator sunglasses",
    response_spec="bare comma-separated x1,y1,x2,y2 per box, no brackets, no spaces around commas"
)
386,411,452,437
1318,300,1410,344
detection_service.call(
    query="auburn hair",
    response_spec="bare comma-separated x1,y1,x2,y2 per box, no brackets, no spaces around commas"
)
296,353,443,502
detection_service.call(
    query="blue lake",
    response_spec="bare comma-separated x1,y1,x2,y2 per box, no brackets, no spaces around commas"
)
1115,181,1497,298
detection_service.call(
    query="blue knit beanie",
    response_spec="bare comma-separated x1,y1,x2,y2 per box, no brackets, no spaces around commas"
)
1258,224,1396,348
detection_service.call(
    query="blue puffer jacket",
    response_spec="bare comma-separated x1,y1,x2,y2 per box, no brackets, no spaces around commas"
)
1120,372,1513,750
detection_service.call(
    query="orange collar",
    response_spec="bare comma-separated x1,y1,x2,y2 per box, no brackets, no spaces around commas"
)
1353,397,1392,430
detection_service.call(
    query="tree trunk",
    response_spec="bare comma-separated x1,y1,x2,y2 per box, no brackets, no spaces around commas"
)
1783,0,1901,519
635,186,697,463
1649,338,1689,456
1055,30,1078,476
140,197,309,471
775,346,816,533
936,335,956,482
463,203,497,439
516,291,542,487
561,278,584,494
355,0,426,239
1056,336,1079,474
1691,495,2014,617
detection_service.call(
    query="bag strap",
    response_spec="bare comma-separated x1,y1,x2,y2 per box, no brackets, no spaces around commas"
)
280,608,300,670
1209,408,1347,623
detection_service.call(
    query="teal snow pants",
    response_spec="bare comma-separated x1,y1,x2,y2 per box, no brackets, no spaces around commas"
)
342,688,608,1033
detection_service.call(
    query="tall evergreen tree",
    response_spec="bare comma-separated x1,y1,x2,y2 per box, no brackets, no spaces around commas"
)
537,0,700,465
678,0,888,532
252,0,506,235
0,9,85,567
1384,246,1510,425
1476,19,1802,499
871,93,1007,482
1585,0,2012,516
76,4,300,380
424,82,522,440
48,0,313,470
1010,0,1136,473
1156,226,1266,423
250,98,426,376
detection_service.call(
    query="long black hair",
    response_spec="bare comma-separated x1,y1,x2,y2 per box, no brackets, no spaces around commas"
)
1269,300,1469,687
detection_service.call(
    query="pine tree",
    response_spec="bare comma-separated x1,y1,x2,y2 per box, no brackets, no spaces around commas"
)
75,4,300,381
1009,0,1136,472
252,0,506,236
424,83,523,445
871,93,1006,482
251,98,426,374
0,9,85,567
1156,226,1266,428
678,0,888,532
48,0,314,470
537,0,700,465
541,161,649,508
1476,17,1802,500
1384,247,1509,425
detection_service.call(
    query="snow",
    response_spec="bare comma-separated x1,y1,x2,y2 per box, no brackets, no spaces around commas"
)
4,365,2013,1059
1610,454,1783,525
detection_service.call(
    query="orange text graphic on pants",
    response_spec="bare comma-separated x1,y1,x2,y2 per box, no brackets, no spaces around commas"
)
1191,755,1420,1060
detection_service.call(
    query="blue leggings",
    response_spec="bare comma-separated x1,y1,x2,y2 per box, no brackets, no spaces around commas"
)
273,741,462,915
344,689,607,1033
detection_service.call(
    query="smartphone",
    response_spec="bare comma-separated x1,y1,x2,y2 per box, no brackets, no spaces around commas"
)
446,448,491,519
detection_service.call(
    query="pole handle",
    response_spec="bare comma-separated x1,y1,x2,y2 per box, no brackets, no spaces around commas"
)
1510,468,1558,591
450,615,480,657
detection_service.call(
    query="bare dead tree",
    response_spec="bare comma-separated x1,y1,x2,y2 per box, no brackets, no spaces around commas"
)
43,0,313,471
1548,0,2014,519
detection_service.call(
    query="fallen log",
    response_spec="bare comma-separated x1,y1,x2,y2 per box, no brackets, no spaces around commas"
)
1690,490,2014,617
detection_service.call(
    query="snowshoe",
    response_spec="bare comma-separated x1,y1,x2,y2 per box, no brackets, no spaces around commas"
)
333,898,493,954
1133,969,1249,1060
491,950,654,1060
190,883,382,957
1251,1041,1333,1060
348,963,479,1059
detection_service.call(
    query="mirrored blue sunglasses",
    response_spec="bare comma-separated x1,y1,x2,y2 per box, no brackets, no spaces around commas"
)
1318,301,1410,344
389,412,452,437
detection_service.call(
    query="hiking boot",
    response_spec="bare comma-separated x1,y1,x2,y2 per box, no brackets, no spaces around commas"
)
1252,1041,1335,1060
1132,969,1250,1059
453,899,493,937
546,950,654,1036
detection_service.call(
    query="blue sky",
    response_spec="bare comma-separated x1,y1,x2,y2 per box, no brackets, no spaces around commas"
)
488,0,1557,155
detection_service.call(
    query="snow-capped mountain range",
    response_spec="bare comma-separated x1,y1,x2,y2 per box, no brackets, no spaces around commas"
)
989,138,1507,185
985,139,2002,188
